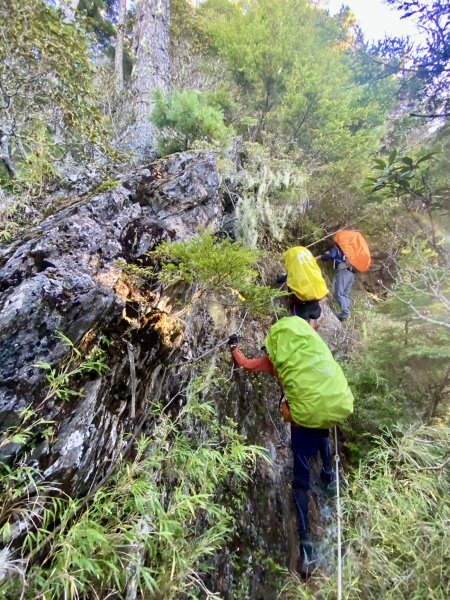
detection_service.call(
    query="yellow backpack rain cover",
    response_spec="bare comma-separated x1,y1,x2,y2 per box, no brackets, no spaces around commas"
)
283,246,328,301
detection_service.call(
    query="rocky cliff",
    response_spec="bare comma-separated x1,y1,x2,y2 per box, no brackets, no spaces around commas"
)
0,150,342,598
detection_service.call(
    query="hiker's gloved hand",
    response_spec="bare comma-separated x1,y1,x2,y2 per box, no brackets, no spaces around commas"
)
276,273,287,285
228,334,238,348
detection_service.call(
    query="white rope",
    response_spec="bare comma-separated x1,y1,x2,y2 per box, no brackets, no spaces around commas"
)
305,216,366,249
334,425,343,600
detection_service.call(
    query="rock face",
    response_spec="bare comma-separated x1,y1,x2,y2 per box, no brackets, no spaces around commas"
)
0,149,344,597
0,151,221,493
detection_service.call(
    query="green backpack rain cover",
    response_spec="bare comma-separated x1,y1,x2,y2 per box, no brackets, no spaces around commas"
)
264,317,353,428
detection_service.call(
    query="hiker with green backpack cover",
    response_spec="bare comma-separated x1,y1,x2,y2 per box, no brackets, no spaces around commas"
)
228,316,353,576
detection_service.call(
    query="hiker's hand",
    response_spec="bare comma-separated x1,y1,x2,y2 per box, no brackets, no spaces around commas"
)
228,334,238,348
314,255,321,260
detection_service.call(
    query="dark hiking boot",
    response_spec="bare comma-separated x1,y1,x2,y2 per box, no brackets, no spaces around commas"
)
296,540,317,579
320,469,337,497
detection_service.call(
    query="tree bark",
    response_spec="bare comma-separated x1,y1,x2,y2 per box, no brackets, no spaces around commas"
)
115,0,126,92
60,0,79,23
129,0,171,160
0,128,16,179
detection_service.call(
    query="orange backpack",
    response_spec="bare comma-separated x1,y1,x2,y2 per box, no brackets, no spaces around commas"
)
333,230,371,272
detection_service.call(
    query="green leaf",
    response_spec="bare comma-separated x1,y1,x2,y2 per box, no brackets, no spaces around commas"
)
416,152,436,165
388,149,398,165
373,158,387,168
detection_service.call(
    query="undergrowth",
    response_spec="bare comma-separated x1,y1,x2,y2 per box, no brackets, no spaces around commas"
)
35,331,109,402
282,424,450,600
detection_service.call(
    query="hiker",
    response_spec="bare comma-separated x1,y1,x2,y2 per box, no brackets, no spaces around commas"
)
316,230,371,322
276,246,329,324
228,316,353,576
315,245,354,322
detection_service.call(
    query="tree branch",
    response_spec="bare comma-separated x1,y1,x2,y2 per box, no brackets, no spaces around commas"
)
380,281,450,330
407,454,450,472
410,112,450,118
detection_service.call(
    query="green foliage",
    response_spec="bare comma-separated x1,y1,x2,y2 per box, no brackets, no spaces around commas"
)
283,425,450,599
35,331,109,402
369,149,436,200
200,0,392,162
150,231,287,315
77,0,117,49
381,240,449,325
150,89,233,155
115,258,153,284
343,240,450,458
0,195,22,243
15,120,58,195
0,0,107,190
343,335,411,461
0,406,53,457
93,178,120,194
0,371,268,599
197,0,395,230
0,463,59,550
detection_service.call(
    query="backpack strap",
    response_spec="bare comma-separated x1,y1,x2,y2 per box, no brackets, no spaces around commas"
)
279,394,300,426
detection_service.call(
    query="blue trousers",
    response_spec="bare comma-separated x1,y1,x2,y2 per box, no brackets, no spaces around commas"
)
333,268,355,318
291,425,333,540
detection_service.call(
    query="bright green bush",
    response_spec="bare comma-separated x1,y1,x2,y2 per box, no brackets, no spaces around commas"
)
150,88,233,155
150,231,287,315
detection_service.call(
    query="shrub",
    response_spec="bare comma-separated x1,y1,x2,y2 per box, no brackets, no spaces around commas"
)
149,231,287,315
150,88,233,155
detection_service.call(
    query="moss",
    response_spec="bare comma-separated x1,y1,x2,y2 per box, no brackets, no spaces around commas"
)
93,179,120,194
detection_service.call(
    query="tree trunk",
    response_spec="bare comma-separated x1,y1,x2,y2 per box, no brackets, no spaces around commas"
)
115,0,126,92
0,128,16,179
60,0,79,23
129,0,171,160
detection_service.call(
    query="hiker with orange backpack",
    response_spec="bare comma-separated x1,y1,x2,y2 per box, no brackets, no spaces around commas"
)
316,230,371,322
277,246,329,324
228,316,353,576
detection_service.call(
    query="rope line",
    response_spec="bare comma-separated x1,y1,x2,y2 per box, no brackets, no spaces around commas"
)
305,216,366,249
334,425,343,600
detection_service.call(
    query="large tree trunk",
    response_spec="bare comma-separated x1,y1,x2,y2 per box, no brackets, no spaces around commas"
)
115,0,126,92
129,0,171,160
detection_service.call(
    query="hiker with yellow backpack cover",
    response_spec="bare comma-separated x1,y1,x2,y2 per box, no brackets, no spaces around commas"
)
277,246,329,324
316,230,371,322
228,316,353,577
